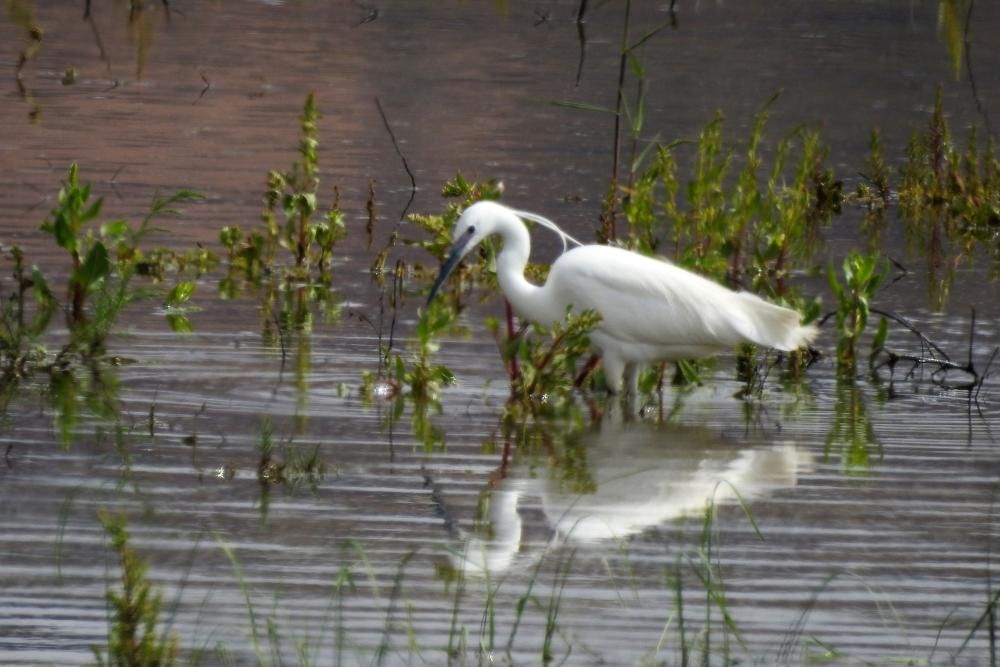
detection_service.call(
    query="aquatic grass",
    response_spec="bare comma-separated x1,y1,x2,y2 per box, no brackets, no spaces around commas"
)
214,539,433,666
779,569,920,664
374,549,417,666
956,589,1000,665
983,486,998,667
93,511,179,667
898,85,1000,227
224,548,363,667
476,555,502,663
541,546,577,665
217,537,266,664
693,482,763,664
80,469,994,666
620,95,838,300
630,479,767,666
261,93,344,277
443,559,468,662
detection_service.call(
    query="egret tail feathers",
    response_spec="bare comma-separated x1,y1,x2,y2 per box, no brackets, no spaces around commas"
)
736,292,818,352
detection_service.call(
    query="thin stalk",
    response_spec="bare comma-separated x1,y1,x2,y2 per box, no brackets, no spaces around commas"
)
603,0,632,242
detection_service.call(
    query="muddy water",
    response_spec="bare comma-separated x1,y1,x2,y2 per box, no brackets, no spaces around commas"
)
2,1,1000,665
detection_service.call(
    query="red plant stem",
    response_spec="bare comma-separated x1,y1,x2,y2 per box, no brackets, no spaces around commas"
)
505,299,520,382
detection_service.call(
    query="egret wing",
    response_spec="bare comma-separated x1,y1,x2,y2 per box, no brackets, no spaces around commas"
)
547,246,786,349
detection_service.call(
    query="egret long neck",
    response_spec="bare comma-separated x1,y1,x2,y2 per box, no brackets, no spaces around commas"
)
496,219,547,324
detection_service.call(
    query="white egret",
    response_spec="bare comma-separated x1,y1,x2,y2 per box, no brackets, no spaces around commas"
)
427,201,818,394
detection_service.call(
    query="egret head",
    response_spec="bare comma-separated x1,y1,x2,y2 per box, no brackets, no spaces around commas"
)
426,201,508,304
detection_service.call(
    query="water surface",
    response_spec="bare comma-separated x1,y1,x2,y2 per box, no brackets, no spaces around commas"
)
1,1,999,664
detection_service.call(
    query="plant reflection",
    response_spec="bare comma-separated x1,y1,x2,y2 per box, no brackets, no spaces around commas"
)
47,359,123,447
824,377,882,473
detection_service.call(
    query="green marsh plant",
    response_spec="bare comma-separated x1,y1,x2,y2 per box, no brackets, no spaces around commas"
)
895,86,1000,307
361,295,458,451
223,93,346,286
1,164,204,443
627,98,839,298
0,244,56,379
93,511,179,667
489,307,601,419
396,173,505,283
826,251,888,376
218,95,345,407
38,163,205,353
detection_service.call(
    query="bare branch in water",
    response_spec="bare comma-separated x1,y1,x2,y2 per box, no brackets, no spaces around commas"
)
374,96,417,220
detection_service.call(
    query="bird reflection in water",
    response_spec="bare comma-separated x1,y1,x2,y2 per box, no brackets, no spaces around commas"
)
447,419,812,576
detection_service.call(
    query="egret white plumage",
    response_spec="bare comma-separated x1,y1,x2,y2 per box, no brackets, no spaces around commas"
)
427,201,818,395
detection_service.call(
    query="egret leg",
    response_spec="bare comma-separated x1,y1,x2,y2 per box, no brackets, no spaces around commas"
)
623,362,640,399
622,362,642,418
601,353,626,395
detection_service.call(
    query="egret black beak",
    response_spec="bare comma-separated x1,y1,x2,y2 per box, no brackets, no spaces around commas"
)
427,239,470,305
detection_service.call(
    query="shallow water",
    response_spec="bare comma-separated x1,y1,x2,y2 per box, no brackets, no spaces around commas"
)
2,1,1000,665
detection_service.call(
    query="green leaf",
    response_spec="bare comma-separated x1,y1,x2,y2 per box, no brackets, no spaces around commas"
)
297,192,317,215
74,242,111,289
80,196,103,223
219,225,244,250
100,219,131,241
31,266,54,304
166,313,194,333
869,317,888,368
29,267,56,336
166,281,196,307
52,213,76,250
826,264,844,300
628,20,673,53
